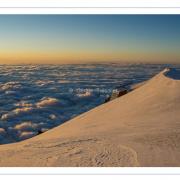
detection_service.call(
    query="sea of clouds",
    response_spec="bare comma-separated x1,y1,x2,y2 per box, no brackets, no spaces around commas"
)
0,63,179,144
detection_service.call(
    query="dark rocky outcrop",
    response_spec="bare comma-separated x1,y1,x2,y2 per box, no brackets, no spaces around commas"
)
104,88,128,103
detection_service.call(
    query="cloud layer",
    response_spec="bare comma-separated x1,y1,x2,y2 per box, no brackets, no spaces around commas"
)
0,63,179,144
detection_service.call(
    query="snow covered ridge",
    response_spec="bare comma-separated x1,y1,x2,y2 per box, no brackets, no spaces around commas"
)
163,68,180,80
0,64,180,145
0,67,180,166
105,68,180,103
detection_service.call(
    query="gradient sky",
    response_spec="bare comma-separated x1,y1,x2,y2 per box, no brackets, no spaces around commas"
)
0,15,180,64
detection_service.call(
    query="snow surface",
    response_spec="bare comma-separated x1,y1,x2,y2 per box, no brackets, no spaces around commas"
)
0,67,180,166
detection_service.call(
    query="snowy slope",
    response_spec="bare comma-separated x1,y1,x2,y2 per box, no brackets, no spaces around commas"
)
0,68,180,167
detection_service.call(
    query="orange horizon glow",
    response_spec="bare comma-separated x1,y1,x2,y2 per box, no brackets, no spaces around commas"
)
0,50,179,64
0,15,180,64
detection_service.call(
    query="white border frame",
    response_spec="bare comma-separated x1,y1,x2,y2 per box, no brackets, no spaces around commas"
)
0,7,180,14
0,0,180,8
0,3,180,175
0,167,180,175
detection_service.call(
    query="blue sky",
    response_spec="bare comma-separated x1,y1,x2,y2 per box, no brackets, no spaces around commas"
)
0,15,180,64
